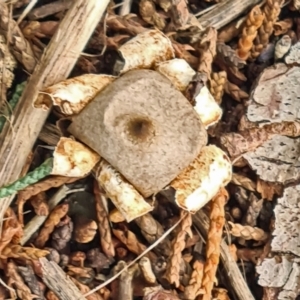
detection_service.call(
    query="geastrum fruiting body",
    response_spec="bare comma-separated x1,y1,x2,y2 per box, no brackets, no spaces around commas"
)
35,29,232,222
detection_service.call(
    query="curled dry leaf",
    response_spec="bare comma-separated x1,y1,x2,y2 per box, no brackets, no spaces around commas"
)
256,178,283,201
113,29,174,75
69,251,86,268
273,18,293,36
236,247,264,264
109,208,126,223
216,42,246,69
52,137,100,177
170,145,232,213
212,288,230,300
143,286,180,300
34,74,116,115
95,159,153,222
228,221,269,241
74,217,98,243
231,173,256,192
139,0,166,30
224,81,249,102
87,248,113,272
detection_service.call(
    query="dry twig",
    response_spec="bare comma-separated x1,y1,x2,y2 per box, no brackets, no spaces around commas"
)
1,244,49,260
228,222,269,241
183,259,204,300
34,203,69,248
164,210,192,287
237,5,264,60
251,0,282,59
201,188,228,300
198,27,217,79
17,176,79,225
209,71,227,104
0,207,23,253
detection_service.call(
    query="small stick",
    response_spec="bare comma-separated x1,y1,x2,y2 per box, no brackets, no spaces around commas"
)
197,0,261,30
39,258,85,300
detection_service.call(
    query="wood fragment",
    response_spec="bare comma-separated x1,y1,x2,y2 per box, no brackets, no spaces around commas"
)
39,258,86,300
28,0,72,20
197,0,261,30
